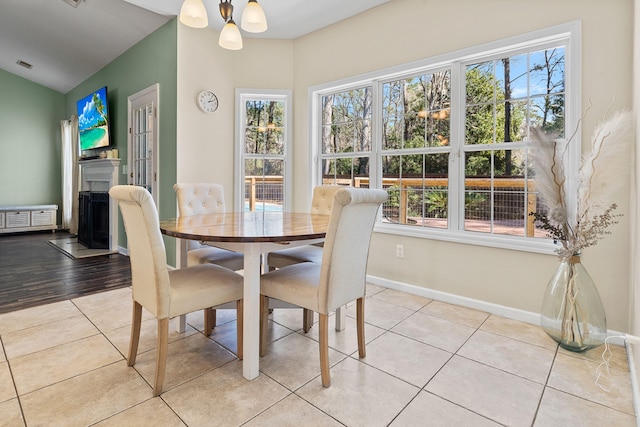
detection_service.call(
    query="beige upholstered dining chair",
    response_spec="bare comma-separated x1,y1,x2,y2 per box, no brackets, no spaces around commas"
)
267,185,342,268
260,187,387,387
173,183,244,271
109,185,244,396
266,185,342,331
174,183,244,333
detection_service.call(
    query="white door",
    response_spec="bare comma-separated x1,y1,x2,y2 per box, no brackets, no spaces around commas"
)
128,84,159,204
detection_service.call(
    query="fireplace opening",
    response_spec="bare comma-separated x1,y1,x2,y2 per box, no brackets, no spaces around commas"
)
78,191,109,249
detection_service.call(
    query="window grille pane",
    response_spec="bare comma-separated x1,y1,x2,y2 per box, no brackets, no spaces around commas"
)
321,157,370,187
244,127,262,154
530,95,565,137
466,47,565,146
426,108,450,147
466,61,495,105
530,48,565,97
327,123,356,153
244,158,283,212
502,99,528,142
355,119,372,152
244,100,285,155
464,150,492,233
465,103,495,145
322,88,372,154
382,153,448,228
464,149,534,236
383,71,451,150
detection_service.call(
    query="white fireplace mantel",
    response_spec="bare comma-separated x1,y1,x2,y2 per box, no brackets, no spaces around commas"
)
79,158,120,251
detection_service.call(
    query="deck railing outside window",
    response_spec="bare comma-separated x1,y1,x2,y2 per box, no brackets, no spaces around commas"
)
245,176,540,237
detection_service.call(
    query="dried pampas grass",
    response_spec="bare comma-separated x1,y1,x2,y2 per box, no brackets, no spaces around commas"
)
579,109,633,212
529,108,632,259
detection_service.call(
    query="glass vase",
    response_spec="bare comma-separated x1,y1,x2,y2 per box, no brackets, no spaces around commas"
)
540,255,607,352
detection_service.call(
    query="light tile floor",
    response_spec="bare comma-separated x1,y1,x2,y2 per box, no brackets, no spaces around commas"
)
0,284,635,426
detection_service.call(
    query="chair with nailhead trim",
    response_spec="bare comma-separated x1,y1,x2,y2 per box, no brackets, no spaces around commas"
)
174,183,244,333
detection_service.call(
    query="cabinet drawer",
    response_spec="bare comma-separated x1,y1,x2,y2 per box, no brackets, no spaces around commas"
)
31,210,55,227
6,211,30,228
0,212,4,228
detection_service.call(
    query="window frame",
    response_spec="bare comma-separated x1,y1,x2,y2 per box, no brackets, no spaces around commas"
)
309,22,581,254
234,89,292,212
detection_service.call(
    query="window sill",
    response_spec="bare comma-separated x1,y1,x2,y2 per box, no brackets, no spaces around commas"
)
374,222,558,255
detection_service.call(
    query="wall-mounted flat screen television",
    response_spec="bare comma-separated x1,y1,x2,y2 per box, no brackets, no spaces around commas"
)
77,86,111,151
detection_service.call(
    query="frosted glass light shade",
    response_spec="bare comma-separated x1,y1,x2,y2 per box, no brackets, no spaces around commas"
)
241,0,267,33
179,0,208,28
219,20,243,50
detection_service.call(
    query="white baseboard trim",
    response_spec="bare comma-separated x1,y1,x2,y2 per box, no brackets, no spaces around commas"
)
116,245,128,256
366,274,627,346
625,344,640,427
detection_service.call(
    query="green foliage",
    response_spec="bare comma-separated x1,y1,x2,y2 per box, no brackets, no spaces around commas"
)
423,190,487,218
425,191,448,218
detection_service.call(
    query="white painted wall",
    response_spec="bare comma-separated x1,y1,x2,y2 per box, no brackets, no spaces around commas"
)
175,0,634,333
176,25,294,207
292,0,634,333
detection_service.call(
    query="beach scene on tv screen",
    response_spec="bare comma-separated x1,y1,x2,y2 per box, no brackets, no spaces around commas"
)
77,86,109,151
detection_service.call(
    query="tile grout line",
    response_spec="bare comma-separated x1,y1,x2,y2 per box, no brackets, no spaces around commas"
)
0,334,28,426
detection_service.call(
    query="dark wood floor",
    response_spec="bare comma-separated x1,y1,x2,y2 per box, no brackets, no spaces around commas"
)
0,230,131,314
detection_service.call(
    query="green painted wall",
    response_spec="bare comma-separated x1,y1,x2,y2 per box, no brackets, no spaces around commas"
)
65,19,178,257
0,70,65,209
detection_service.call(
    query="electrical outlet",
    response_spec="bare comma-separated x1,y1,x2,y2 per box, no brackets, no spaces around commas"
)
396,244,404,258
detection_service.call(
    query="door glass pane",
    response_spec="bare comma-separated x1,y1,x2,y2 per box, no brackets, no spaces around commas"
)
132,103,153,194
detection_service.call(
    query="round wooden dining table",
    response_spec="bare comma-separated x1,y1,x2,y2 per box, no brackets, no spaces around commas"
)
159,211,330,381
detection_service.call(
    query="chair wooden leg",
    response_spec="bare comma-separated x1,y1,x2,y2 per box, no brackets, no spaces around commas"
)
236,300,243,360
204,307,216,336
260,295,269,357
356,297,367,359
128,301,143,366
356,297,366,358
303,308,313,333
319,313,330,387
153,318,169,397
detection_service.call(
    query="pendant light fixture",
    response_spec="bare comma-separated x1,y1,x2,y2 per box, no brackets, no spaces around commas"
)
218,0,242,50
179,0,268,50
179,0,208,28
241,0,267,33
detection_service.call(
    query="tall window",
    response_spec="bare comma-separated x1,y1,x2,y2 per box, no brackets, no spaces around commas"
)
463,47,565,237
236,90,292,212
320,87,372,187
381,70,451,228
312,23,578,252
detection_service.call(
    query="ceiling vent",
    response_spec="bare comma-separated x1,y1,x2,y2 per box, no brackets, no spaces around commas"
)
62,0,83,7
16,60,33,70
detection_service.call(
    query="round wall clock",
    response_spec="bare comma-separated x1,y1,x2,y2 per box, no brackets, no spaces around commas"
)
197,90,219,113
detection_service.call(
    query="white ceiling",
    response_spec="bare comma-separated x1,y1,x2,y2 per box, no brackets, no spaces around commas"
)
0,0,389,94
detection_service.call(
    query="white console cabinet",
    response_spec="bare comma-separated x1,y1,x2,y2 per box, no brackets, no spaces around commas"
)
0,205,58,234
